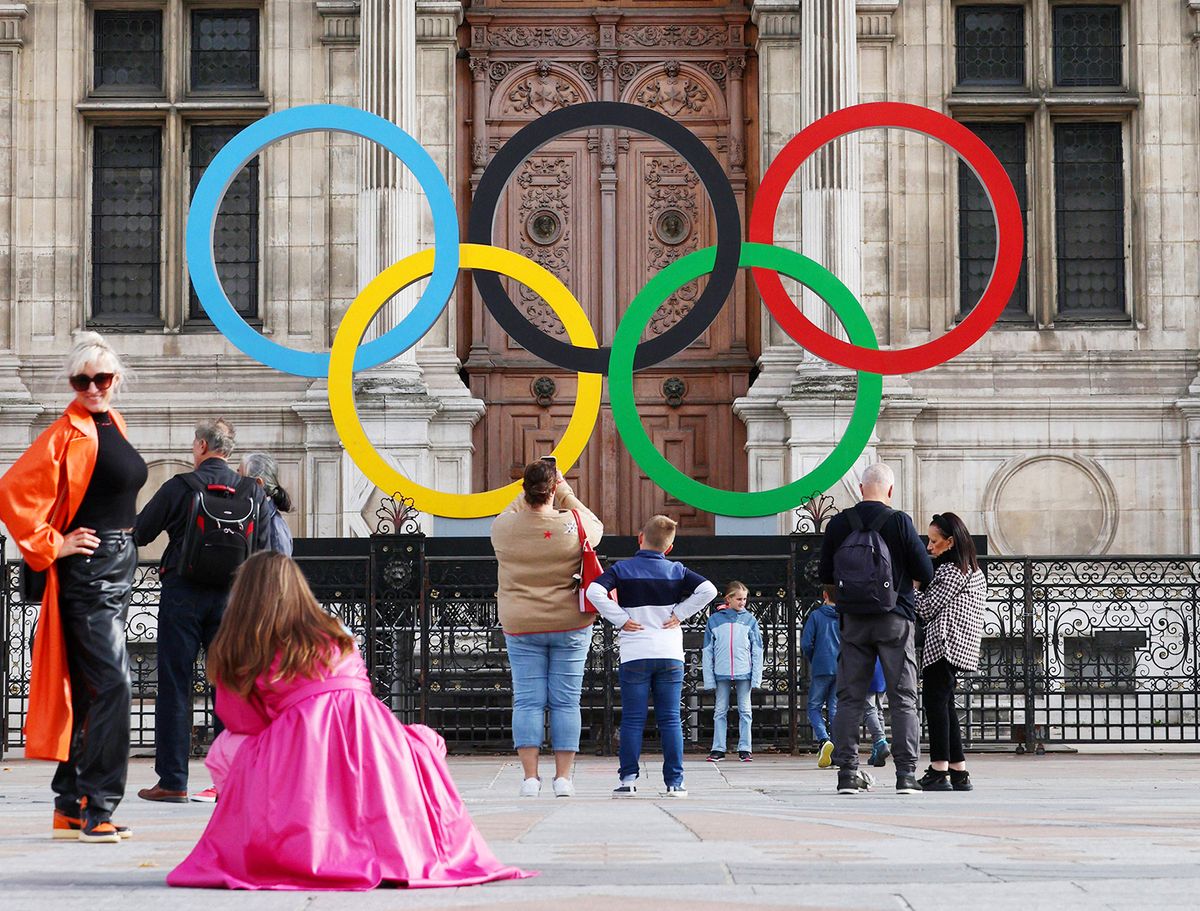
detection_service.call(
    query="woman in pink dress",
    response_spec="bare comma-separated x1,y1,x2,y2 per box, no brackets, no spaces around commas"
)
168,551,532,890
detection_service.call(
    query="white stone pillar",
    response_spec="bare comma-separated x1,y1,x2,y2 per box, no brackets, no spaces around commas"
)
0,3,31,404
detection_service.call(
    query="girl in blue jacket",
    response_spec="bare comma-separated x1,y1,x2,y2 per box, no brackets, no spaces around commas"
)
702,582,765,762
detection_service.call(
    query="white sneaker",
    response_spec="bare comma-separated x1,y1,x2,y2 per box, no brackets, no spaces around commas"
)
552,777,575,798
665,784,688,798
519,777,541,798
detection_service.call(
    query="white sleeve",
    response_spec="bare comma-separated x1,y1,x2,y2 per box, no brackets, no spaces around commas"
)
673,579,718,622
586,581,631,628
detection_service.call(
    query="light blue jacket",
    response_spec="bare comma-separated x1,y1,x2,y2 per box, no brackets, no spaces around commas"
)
702,607,765,689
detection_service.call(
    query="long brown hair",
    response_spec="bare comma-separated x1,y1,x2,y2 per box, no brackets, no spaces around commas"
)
207,551,354,697
931,512,980,575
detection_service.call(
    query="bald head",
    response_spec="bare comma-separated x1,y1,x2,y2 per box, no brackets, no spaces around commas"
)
860,462,895,504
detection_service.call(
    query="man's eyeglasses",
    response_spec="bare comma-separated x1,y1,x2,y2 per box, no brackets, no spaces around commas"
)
69,373,115,392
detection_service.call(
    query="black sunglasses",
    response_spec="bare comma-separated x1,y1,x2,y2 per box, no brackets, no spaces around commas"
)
69,372,115,392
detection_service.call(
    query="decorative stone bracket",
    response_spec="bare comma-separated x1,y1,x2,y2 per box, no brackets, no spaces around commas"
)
0,3,28,47
316,0,360,46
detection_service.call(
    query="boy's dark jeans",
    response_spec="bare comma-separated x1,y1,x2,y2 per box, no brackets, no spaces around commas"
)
154,574,227,791
618,658,685,787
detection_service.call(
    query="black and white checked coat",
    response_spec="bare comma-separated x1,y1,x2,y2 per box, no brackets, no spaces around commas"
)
914,562,987,672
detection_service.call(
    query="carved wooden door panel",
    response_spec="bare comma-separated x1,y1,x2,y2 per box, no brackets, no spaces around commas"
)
462,9,753,535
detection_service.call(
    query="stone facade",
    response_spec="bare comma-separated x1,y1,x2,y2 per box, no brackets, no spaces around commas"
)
0,0,1197,555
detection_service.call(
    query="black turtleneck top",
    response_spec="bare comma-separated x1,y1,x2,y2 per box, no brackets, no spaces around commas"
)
68,413,148,531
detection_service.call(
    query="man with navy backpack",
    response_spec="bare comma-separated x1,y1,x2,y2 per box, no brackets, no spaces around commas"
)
134,418,268,803
818,462,933,796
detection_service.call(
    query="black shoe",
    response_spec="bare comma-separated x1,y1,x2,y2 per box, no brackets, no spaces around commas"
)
706,751,725,762
836,768,874,795
916,766,952,792
896,773,923,794
738,751,753,762
949,768,974,791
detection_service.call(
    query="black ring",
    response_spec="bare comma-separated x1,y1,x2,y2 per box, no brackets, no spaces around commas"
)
468,102,741,375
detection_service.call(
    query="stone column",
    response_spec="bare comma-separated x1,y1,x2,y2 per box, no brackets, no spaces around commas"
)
0,3,30,404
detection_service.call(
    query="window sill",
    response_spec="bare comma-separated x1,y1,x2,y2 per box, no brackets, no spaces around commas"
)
78,99,271,116
181,319,264,334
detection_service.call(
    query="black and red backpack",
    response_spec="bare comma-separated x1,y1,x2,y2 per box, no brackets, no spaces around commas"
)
176,474,260,587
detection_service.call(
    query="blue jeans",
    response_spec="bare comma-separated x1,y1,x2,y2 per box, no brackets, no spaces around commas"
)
808,673,838,743
504,627,591,752
618,658,684,787
711,678,753,753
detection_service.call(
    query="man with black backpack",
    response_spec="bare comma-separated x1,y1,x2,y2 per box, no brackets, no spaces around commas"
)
133,417,268,803
818,462,934,796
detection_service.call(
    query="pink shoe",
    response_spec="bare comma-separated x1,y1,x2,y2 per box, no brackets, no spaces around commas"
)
190,787,218,803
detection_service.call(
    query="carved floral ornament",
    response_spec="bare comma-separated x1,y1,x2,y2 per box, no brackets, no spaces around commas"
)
636,60,710,117
504,61,581,116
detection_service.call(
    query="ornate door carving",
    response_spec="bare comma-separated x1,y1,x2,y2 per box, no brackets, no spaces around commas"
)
462,5,754,535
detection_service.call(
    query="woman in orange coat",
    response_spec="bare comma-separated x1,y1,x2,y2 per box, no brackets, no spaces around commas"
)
0,332,147,843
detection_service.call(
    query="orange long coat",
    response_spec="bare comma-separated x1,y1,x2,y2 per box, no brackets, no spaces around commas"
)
0,400,129,761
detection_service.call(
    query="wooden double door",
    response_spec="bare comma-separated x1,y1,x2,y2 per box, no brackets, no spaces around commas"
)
461,7,756,535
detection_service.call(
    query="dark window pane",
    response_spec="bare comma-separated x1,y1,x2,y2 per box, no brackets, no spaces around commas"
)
92,127,161,322
1054,122,1125,318
955,6,1025,87
191,10,260,92
958,122,1029,318
94,10,163,93
189,125,259,320
1053,5,1122,87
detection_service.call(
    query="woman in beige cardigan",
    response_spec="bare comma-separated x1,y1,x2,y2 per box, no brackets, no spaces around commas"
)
491,459,603,799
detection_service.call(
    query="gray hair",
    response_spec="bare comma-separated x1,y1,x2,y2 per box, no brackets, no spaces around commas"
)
195,417,236,457
63,331,126,384
861,462,895,490
240,451,280,493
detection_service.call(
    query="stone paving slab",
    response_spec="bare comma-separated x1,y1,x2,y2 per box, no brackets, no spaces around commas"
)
2,753,1200,909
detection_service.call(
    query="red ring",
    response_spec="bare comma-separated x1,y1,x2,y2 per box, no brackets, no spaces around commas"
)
748,102,1024,375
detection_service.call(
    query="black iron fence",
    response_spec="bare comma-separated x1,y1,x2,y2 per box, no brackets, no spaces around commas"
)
4,534,1198,757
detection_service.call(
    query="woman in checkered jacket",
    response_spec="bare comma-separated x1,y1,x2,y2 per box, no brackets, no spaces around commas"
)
914,512,987,793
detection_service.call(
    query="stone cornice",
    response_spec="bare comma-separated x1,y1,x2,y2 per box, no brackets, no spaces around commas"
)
0,3,29,47
751,0,800,40
857,0,898,42
316,0,360,46
416,1,462,41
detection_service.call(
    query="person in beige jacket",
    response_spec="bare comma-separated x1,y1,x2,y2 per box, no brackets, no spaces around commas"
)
491,459,603,799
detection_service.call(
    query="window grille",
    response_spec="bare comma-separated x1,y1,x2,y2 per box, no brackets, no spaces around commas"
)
958,122,1030,318
191,10,260,92
1053,4,1122,87
91,127,162,323
955,6,1026,87
189,125,259,319
94,10,163,93
1054,122,1125,318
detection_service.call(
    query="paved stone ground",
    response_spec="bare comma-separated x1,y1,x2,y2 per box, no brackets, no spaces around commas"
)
2,752,1199,910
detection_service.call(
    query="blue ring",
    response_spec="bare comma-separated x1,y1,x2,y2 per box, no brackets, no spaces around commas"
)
186,105,459,377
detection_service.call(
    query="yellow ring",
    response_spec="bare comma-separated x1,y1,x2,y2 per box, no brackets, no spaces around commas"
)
329,243,602,518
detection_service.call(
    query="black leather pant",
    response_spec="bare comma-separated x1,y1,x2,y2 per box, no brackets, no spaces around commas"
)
49,531,136,819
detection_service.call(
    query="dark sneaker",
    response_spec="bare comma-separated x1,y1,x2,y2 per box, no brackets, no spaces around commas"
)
950,769,974,792
836,769,875,795
738,751,753,762
706,750,725,763
138,784,188,803
896,773,923,794
917,766,952,792
817,740,834,769
869,739,891,768
78,817,122,844
612,782,638,798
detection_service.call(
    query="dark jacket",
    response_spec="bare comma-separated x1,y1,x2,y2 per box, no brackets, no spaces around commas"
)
135,457,269,577
801,602,840,677
818,500,934,622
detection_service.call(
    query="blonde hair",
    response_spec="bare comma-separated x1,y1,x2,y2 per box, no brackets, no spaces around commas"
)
63,331,127,388
207,551,354,698
725,580,749,598
640,514,678,551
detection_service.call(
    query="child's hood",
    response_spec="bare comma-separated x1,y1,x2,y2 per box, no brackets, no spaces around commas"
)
818,602,839,619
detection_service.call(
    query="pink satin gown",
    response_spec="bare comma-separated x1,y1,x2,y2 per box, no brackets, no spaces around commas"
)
168,648,533,890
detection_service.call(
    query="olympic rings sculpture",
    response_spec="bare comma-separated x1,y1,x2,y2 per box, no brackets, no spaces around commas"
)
188,101,1023,519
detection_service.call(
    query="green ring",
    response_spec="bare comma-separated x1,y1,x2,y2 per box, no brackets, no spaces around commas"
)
609,241,883,518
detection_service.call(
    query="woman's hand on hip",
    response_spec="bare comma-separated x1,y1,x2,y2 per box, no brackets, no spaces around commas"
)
58,527,100,558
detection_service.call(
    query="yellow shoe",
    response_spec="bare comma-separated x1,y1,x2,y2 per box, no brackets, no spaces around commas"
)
817,740,834,769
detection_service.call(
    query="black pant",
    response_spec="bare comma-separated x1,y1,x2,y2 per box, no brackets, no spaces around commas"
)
922,658,965,764
50,531,137,819
155,574,227,791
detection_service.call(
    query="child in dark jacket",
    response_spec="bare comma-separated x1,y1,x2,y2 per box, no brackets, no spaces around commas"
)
801,585,841,768
701,581,765,762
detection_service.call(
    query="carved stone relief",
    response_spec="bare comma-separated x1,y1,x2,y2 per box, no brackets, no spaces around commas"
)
617,24,726,48
503,61,580,116
515,157,572,337
645,156,700,335
488,25,595,49
636,61,710,117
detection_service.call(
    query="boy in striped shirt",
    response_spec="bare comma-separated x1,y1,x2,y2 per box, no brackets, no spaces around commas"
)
586,515,718,798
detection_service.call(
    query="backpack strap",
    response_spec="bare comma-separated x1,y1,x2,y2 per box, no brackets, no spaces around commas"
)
867,507,895,533
847,509,865,532
232,476,260,501
179,472,205,495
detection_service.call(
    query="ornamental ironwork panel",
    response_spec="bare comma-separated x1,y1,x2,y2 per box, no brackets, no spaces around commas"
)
190,10,260,93
1053,4,1122,88
959,122,1030,319
94,10,163,94
188,125,259,320
1053,122,1126,318
955,6,1025,88
91,126,162,324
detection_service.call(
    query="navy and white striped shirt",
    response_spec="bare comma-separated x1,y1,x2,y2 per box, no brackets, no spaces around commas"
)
586,549,717,663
